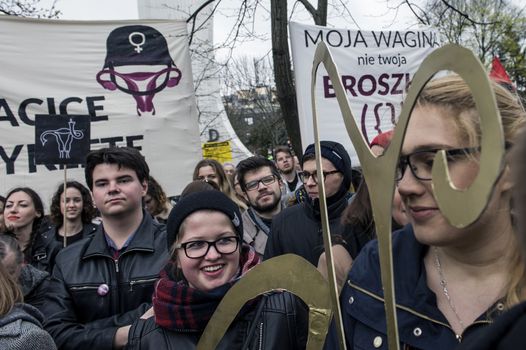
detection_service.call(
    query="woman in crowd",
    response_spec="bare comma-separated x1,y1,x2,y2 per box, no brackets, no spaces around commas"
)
0,195,6,234
0,234,48,313
144,176,173,224
127,190,307,349
0,262,56,350
33,181,97,273
193,159,247,210
330,74,526,349
3,188,45,267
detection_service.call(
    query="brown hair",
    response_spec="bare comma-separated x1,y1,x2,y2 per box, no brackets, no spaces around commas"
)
50,181,95,226
0,263,22,317
192,159,247,210
417,74,526,308
146,176,170,217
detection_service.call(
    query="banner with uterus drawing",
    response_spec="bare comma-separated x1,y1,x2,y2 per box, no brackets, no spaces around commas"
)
0,17,200,206
290,22,440,165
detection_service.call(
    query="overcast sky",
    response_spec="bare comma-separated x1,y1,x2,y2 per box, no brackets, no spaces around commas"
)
47,0,417,58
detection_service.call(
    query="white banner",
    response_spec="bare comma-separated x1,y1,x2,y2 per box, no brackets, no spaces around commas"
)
290,22,440,165
0,17,200,207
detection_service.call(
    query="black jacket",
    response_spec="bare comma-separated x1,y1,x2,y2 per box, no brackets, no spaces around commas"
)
455,301,526,350
42,214,168,350
31,222,98,274
126,291,308,350
263,193,351,265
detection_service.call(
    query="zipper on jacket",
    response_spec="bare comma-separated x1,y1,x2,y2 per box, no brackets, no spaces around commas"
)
69,285,100,291
114,259,119,273
129,277,158,292
258,322,263,350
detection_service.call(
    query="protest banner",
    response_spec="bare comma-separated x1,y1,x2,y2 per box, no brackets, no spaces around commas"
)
0,17,200,205
290,22,440,164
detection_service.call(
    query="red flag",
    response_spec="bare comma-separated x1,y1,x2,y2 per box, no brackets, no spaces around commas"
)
490,57,515,91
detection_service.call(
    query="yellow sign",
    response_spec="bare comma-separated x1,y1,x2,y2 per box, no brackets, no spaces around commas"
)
202,141,232,163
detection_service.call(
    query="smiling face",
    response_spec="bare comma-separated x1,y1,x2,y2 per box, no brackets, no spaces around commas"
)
4,191,41,233
60,187,84,222
396,105,494,247
91,163,147,219
176,211,240,292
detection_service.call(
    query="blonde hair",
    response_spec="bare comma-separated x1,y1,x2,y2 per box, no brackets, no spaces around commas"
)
0,263,22,316
417,74,526,309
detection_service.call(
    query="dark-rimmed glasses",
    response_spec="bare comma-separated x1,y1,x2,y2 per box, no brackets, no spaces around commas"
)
395,147,480,181
298,170,340,184
175,236,240,259
245,175,277,191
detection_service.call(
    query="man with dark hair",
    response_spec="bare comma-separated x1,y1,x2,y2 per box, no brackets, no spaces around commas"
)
274,145,302,197
264,141,353,265
43,147,168,350
236,156,283,257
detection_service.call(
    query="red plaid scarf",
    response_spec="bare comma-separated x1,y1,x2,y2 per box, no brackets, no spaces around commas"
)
153,244,260,332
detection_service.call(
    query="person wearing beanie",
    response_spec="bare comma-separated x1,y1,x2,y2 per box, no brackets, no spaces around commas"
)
263,140,353,266
127,190,308,349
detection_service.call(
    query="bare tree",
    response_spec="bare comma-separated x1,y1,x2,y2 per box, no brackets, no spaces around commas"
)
0,0,60,18
222,55,287,154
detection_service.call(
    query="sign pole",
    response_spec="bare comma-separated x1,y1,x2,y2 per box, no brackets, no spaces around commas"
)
63,167,67,248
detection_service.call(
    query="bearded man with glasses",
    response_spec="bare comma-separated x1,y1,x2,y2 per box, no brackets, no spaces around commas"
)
264,141,353,265
236,157,284,257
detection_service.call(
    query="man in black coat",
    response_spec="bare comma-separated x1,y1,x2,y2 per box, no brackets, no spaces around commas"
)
263,141,352,265
42,147,168,350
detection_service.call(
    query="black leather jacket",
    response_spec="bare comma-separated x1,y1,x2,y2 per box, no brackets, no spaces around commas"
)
126,291,308,350
42,213,168,350
31,222,98,273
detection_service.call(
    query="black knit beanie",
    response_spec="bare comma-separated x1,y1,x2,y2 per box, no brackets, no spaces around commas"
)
166,190,243,250
302,140,352,191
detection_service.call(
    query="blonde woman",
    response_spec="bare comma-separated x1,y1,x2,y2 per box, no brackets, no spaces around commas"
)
331,75,526,349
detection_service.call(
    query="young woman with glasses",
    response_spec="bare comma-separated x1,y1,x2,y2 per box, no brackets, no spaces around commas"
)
330,74,526,349
126,190,308,349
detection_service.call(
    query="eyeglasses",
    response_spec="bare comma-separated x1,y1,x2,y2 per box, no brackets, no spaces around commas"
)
175,236,240,259
298,170,340,184
395,147,480,181
244,175,278,191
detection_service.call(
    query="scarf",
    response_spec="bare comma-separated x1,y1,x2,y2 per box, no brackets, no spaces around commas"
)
153,244,260,332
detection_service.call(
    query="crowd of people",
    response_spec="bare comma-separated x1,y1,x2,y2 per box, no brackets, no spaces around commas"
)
0,73,525,349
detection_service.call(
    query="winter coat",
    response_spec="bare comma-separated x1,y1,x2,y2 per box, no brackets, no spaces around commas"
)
0,303,56,350
42,214,168,350
18,264,50,313
327,225,504,349
126,291,308,350
263,193,351,265
31,223,98,273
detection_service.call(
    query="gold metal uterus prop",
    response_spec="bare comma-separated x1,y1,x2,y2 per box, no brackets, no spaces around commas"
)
311,42,505,350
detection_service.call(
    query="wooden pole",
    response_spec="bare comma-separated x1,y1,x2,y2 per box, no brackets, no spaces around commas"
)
63,167,67,248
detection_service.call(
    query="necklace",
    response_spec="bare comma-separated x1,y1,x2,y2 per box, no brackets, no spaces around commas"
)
433,247,465,341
